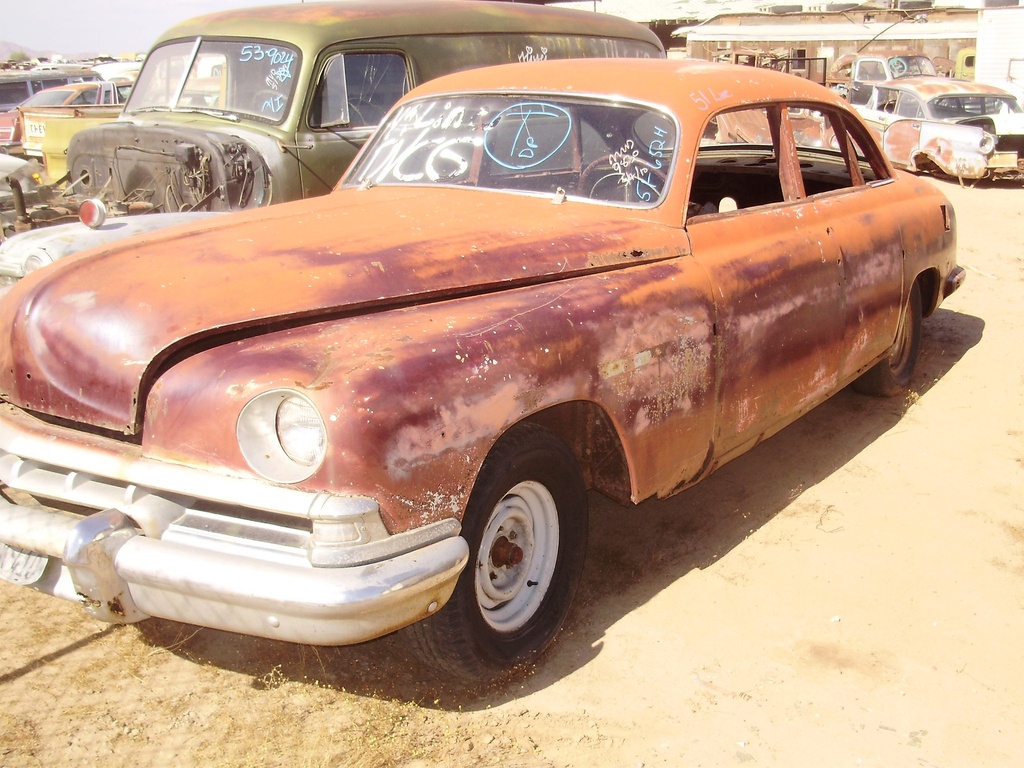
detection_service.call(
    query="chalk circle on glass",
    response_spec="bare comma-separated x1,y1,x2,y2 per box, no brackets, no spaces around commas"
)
483,102,573,171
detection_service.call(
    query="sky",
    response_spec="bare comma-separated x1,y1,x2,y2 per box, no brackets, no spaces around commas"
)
3,0,300,57
3,0,757,59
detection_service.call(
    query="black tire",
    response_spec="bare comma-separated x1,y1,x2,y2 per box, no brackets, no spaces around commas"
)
854,281,922,397
406,423,588,682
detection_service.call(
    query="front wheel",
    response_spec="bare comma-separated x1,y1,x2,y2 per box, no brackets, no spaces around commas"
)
854,281,922,397
406,423,588,682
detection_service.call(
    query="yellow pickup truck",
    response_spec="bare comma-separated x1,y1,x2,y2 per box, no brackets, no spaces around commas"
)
19,81,131,181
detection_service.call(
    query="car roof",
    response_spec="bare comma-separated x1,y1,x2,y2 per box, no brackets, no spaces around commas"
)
880,77,1016,98
0,69,97,84
399,58,854,122
158,0,662,50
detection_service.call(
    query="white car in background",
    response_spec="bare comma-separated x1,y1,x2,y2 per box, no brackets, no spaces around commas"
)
856,77,1024,181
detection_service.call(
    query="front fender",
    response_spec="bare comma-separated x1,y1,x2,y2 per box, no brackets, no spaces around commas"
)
143,260,716,533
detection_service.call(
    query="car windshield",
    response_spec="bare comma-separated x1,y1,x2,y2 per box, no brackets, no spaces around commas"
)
929,94,1023,118
887,55,937,78
346,94,677,207
125,38,301,123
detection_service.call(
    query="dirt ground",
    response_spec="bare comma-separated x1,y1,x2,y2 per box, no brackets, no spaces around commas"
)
1,176,1022,768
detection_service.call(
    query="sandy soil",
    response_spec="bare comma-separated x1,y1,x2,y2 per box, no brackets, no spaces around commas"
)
1,176,1022,768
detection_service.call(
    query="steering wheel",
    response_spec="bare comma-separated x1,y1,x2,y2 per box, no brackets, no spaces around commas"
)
889,58,908,78
579,155,668,204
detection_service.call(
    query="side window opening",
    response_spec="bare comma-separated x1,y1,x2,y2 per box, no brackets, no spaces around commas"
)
687,103,889,221
833,113,888,185
69,89,96,106
895,95,923,119
310,52,408,129
687,106,784,218
860,61,885,81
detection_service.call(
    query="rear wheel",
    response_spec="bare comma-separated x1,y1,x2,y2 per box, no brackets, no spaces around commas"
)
854,281,922,397
407,423,588,682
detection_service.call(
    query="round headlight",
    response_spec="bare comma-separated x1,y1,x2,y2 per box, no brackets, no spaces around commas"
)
237,389,327,483
979,133,996,155
277,395,326,466
23,249,54,275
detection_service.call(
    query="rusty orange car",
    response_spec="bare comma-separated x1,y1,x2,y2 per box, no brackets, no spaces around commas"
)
0,59,964,681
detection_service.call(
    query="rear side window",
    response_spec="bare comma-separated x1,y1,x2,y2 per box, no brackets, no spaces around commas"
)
0,82,29,106
309,53,409,129
688,103,888,218
895,95,924,119
69,88,98,106
34,78,73,91
859,61,886,81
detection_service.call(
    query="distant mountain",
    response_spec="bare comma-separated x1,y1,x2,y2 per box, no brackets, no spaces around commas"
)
1,40,52,61
0,40,116,63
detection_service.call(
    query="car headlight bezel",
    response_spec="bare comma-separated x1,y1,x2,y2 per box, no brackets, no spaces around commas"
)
237,389,327,483
22,249,54,275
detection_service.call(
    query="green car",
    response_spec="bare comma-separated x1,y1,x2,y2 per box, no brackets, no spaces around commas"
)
64,0,663,215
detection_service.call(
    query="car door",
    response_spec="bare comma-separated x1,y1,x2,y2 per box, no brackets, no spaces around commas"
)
684,104,845,463
801,109,904,382
294,50,411,198
878,91,926,170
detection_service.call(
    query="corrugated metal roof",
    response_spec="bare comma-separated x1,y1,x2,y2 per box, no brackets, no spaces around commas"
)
551,0,764,23
679,18,978,41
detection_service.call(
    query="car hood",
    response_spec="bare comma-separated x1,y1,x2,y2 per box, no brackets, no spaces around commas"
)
0,186,686,433
0,211,224,281
0,154,29,178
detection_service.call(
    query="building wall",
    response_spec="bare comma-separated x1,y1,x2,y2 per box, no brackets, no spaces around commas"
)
680,8,978,72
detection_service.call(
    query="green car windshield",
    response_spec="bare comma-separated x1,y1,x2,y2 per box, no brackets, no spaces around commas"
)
126,38,300,124
346,95,677,207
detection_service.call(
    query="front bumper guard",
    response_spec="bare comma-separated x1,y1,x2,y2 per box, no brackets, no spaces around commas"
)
0,500,469,645
944,265,966,298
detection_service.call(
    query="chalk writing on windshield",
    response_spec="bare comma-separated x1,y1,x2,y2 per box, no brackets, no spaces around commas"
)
354,100,480,184
350,95,676,206
261,93,287,115
614,119,674,201
237,43,297,115
518,46,549,63
239,45,296,66
483,102,572,171
266,62,293,91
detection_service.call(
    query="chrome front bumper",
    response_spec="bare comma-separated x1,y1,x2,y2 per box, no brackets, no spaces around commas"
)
0,409,469,645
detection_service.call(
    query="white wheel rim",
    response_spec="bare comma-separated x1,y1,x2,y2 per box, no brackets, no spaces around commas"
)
475,480,560,632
